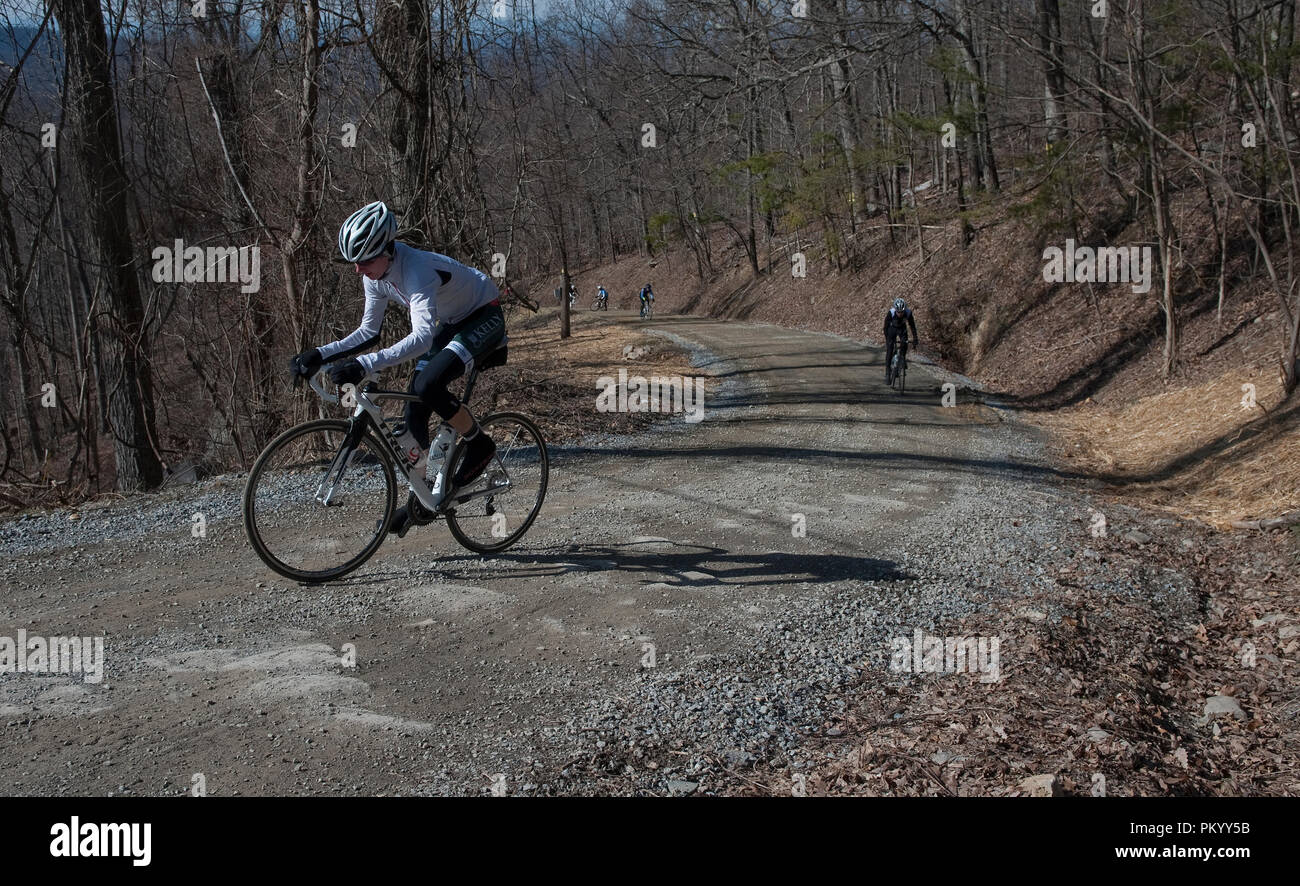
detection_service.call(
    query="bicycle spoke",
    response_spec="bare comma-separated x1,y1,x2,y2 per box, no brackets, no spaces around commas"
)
498,425,525,462
446,412,548,554
244,420,395,582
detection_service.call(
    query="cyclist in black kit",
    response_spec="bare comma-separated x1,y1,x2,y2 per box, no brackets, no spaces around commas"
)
884,297,919,385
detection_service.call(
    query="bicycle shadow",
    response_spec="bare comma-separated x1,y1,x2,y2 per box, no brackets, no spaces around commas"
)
427,541,909,588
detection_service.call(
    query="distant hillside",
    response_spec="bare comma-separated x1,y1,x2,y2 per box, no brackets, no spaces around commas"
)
1,24,54,67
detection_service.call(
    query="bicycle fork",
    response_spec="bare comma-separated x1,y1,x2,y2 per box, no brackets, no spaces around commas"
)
315,421,369,506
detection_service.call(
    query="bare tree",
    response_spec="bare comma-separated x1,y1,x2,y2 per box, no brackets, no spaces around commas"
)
52,0,163,491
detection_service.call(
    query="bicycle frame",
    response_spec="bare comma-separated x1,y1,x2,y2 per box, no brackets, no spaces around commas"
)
308,372,506,515
890,338,909,391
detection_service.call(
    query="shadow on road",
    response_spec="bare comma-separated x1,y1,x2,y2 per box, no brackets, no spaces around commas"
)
550,442,1092,483
430,542,909,587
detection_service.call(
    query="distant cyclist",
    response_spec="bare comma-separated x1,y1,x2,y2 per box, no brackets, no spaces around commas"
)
883,297,919,385
596,285,609,309
639,282,654,317
288,200,503,537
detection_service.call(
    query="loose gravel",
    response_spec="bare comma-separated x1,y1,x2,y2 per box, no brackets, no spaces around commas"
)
0,315,1170,796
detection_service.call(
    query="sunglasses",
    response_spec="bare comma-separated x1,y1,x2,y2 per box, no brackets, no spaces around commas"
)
353,255,390,271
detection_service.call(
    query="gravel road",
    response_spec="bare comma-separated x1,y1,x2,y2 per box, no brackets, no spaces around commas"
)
0,315,1117,796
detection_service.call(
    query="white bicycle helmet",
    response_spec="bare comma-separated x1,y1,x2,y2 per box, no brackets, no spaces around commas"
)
893,297,907,311
338,201,397,262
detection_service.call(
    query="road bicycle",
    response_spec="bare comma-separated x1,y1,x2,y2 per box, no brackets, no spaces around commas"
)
243,341,548,583
889,337,908,395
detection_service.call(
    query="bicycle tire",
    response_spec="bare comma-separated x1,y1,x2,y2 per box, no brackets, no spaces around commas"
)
243,418,397,583
445,412,549,554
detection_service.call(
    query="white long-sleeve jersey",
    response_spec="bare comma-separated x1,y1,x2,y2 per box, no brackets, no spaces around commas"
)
317,241,500,373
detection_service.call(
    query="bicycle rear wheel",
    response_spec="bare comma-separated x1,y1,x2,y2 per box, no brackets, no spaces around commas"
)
445,412,549,554
243,419,397,582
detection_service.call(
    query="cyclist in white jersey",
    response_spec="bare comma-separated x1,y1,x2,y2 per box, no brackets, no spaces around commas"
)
288,201,505,537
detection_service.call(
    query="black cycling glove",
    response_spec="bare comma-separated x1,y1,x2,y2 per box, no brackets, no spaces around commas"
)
289,348,323,380
327,358,366,388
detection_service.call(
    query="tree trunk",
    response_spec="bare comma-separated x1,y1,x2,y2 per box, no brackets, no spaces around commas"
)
816,0,866,231
1036,0,1067,146
282,0,324,356
1134,0,1177,378
376,0,434,234
954,0,999,191
52,0,163,491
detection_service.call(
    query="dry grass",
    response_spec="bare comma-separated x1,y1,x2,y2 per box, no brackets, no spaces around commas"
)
1033,368,1299,527
477,306,712,444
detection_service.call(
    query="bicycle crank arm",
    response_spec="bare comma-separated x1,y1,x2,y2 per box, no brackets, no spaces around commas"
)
407,473,443,513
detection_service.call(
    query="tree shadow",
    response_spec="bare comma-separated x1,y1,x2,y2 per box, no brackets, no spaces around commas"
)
1109,395,1300,485
710,277,766,320
548,440,1095,483
980,275,1251,411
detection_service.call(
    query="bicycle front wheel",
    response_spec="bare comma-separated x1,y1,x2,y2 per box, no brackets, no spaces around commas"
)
243,419,397,582
445,412,549,554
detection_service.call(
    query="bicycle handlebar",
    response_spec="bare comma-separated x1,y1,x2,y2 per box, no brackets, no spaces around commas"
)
308,369,379,406
308,371,338,404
